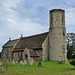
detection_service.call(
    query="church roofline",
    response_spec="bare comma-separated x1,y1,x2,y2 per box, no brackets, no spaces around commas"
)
22,32,49,39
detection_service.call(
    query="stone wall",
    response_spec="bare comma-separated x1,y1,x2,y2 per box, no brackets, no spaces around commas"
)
2,47,13,60
42,36,49,61
13,52,19,61
37,50,42,61
13,51,23,61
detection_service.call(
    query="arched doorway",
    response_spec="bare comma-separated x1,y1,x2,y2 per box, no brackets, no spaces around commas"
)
25,55,28,62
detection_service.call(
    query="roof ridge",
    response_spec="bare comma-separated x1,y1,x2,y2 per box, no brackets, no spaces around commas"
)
22,32,49,39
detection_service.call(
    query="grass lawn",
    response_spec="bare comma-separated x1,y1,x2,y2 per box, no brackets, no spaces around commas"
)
0,60,75,75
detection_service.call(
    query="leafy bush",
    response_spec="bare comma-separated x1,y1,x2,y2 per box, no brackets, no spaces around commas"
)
70,60,75,67
0,52,1,58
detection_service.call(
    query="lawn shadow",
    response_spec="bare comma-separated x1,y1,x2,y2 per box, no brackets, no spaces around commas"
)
65,68,75,71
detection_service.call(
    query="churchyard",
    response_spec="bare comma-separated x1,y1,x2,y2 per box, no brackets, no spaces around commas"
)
0,60,75,75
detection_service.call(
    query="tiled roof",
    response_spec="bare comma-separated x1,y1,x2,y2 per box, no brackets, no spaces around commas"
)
3,39,18,48
15,32,49,49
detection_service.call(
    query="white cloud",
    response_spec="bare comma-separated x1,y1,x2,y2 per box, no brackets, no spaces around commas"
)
66,0,75,4
0,0,75,52
65,8,75,32
66,8,75,25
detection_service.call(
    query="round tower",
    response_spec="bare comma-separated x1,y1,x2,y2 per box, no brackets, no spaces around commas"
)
49,9,67,61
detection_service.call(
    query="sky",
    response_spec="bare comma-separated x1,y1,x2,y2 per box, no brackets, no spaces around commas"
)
0,0,75,52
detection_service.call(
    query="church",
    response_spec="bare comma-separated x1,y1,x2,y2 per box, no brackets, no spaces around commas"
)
1,9,67,61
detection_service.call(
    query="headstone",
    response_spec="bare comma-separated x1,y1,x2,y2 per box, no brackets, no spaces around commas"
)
23,60,27,65
1,66,7,72
0,62,1,65
12,60,15,64
3,59,7,66
29,59,34,65
58,61,63,64
3,59,8,69
65,59,68,64
10,63,13,66
15,61,17,64
37,61,42,67
0,59,1,61
20,60,24,65
10,60,12,62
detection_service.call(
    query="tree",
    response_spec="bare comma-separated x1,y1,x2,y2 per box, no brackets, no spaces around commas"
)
66,33,75,59
0,52,1,59
70,60,75,67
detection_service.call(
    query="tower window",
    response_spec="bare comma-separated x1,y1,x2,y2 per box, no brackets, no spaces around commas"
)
56,14,58,21
51,15,53,24
62,15,63,22
63,32,65,36
62,45,65,54
62,48,65,53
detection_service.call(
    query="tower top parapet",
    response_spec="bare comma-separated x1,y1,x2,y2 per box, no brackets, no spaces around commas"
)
50,9,65,28
50,9,65,13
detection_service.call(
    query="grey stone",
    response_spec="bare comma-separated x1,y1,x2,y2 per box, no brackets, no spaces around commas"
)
10,63,13,66
23,60,27,65
12,59,15,64
65,59,68,64
3,59,7,66
0,62,1,65
1,66,7,72
15,61,18,64
29,59,34,65
20,60,24,65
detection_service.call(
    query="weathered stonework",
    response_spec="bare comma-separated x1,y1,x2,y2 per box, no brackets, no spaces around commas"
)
13,52,19,61
42,36,49,61
22,48,30,61
49,9,66,61
2,47,13,60
37,50,42,61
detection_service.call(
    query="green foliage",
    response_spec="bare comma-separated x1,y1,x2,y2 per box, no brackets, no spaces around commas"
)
70,60,75,67
66,33,75,59
0,52,1,58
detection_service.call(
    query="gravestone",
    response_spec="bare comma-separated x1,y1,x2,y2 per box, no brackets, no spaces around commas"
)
3,59,8,70
10,60,12,62
0,62,1,65
15,61,18,64
1,66,7,72
12,60,15,64
37,61,42,67
23,60,27,65
20,60,24,65
58,61,63,64
29,59,34,65
3,59,7,66
65,59,68,64
10,63,13,66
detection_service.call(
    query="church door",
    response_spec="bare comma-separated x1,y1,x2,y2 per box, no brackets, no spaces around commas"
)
25,55,28,62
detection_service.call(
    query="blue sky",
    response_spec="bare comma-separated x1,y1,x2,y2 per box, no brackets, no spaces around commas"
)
0,0,75,52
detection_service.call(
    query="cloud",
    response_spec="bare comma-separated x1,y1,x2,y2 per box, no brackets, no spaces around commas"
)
65,8,75,32
0,0,75,52
66,8,75,25
0,0,49,51
66,0,75,4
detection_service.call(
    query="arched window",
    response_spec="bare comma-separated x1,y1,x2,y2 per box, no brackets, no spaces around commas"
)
56,14,58,21
62,15,63,22
51,14,53,24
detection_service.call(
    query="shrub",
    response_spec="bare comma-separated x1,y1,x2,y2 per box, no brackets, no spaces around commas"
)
0,52,1,58
70,60,75,67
